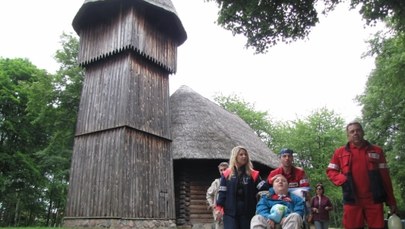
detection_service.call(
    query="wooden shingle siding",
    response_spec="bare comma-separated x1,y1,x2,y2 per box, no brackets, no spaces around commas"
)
66,127,174,219
77,6,178,73
75,53,170,139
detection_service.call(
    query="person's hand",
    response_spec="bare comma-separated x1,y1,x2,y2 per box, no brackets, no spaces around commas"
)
214,211,222,222
312,208,319,213
280,217,286,225
389,205,398,215
214,206,224,222
267,219,275,229
325,206,330,211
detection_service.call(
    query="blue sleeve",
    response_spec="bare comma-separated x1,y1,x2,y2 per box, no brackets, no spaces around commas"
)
256,195,272,219
291,195,305,217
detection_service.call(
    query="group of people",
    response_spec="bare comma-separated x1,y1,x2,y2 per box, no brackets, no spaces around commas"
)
206,121,397,229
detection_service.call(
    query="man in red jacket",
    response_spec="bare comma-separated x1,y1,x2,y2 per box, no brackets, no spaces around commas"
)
267,148,310,189
327,121,397,229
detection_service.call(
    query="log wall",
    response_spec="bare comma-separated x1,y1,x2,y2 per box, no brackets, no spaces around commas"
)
65,127,174,219
174,160,220,227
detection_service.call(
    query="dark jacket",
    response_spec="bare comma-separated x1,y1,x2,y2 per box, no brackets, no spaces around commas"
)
217,167,266,218
310,195,332,221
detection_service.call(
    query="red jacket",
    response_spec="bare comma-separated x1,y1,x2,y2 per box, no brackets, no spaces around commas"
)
267,166,310,188
326,141,396,206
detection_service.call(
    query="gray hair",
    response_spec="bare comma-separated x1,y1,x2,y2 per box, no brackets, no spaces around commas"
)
218,162,229,168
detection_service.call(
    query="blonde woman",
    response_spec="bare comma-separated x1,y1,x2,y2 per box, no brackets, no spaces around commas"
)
216,146,267,229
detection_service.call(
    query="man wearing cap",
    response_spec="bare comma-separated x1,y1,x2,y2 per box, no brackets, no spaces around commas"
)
267,148,310,189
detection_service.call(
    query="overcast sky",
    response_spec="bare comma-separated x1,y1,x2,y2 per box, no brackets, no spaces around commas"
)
0,0,381,123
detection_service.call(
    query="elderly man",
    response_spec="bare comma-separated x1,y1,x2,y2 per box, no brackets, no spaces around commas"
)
251,174,304,229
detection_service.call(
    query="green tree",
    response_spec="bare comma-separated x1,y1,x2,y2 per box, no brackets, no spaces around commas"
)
268,120,295,154
0,58,50,226
358,31,405,210
206,0,405,53
214,93,274,145
43,32,82,226
30,32,83,226
288,108,346,187
0,32,83,227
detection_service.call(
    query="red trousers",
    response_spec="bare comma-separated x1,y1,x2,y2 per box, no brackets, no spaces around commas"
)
343,201,384,229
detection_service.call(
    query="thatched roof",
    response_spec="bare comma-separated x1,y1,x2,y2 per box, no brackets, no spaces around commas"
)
72,0,187,45
170,85,279,168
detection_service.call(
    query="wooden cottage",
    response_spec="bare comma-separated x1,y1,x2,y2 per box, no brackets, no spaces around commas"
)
170,85,279,228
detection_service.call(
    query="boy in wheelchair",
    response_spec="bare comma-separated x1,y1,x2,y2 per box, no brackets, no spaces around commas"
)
251,174,305,229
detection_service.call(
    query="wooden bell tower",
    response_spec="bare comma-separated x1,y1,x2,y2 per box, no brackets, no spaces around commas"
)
63,0,186,228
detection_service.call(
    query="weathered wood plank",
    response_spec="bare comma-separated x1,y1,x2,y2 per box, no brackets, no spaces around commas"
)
77,7,178,73
66,129,174,219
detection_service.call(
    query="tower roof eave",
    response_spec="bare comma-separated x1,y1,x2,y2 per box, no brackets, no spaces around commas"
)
72,0,187,45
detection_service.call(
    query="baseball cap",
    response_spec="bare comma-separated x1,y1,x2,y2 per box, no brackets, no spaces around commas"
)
279,148,294,155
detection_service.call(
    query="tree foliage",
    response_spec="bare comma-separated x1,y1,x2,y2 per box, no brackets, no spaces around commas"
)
206,0,405,53
0,33,82,226
350,0,405,32
38,32,83,227
0,57,50,226
214,93,274,145
283,108,347,226
285,109,346,191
